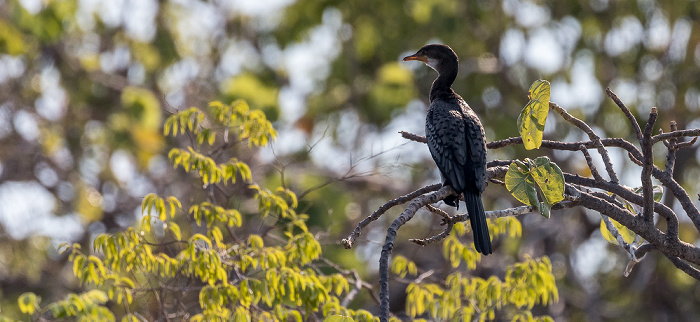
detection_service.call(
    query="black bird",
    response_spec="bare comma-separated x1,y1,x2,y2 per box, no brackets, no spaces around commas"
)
403,44,492,255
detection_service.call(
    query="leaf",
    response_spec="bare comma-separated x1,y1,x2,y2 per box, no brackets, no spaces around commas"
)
505,161,538,207
506,158,565,218
324,315,355,322
168,222,181,240
518,80,551,150
18,292,40,315
600,217,636,244
530,157,565,205
538,201,551,219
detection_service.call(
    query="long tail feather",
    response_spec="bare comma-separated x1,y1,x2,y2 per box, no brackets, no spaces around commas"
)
464,191,492,255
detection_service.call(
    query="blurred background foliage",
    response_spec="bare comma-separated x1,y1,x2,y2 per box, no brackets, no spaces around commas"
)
1,0,700,320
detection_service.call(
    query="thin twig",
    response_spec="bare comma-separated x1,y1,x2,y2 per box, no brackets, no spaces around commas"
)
410,205,452,246
549,102,619,183
665,121,678,176
606,88,643,143
342,184,442,249
652,128,700,144
641,107,658,223
664,254,700,280
579,145,604,181
674,137,697,149
601,215,636,260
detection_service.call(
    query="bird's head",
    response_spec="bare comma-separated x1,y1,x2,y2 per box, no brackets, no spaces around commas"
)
402,44,458,73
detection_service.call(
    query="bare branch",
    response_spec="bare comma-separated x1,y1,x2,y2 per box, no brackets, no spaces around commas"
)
651,166,700,232
641,107,658,223
674,137,697,150
410,205,452,246
606,88,643,143
579,145,604,182
399,131,427,143
664,254,700,280
379,185,454,321
601,215,637,260
653,128,700,144
665,121,678,176
342,184,442,249
549,102,619,183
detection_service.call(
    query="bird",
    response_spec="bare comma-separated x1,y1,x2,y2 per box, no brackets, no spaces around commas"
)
403,44,492,255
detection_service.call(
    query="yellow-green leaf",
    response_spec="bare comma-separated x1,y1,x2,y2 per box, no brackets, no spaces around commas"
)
518,80,551,150
324,315,355,322
505,161,538,207
18,292,40,315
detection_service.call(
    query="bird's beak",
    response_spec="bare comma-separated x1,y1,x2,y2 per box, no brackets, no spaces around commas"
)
403,54,427,63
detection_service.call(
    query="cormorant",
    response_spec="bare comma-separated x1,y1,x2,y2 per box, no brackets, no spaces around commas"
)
403,44,492,255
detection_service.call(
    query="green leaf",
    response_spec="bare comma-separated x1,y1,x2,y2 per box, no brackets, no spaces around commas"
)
600,217,636,244
18,292,40,315
324,315,355,322
506,157,564,218
505,162,538,207
169,222,182,240
530,157,565,205
538,201,551,219
518,80,551,150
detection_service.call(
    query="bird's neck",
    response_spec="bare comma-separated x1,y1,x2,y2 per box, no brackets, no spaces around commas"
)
429,67,457,102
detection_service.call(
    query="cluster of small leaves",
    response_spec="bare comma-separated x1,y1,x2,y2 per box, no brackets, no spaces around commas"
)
209,100,278,147
404,256,556,321
250,184,300,219
168,147,252,185
16,100,381,321
397,217,554,320
391,255,418,278
17,290,114,321
442,218,522,270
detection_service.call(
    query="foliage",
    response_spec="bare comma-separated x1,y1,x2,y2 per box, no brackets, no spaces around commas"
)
10,101,373,321
518,80,552,150
391,218,556,321
505,157,565,218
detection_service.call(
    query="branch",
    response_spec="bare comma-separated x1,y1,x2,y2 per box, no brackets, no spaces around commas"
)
564,173,679,238
653,128,700,144
342,184,442,249
641,107,658,223
379,185,454,321
664,121,678,176
664,254,700,280
549,102,619,183
409,205,452,246
606,88,643,143
579,145,604,182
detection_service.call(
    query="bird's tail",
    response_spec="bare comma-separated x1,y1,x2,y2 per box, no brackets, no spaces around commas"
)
464,191,492,255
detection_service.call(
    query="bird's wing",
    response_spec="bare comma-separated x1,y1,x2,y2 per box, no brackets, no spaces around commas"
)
460,100,487,193
426,99,469,192
426,99,487,194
